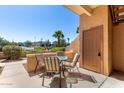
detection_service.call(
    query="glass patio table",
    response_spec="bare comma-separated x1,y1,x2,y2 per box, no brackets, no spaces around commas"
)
57,56,68,88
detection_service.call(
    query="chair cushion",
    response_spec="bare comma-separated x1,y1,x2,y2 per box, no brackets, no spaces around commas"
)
64,62,73,67
72,53,80,67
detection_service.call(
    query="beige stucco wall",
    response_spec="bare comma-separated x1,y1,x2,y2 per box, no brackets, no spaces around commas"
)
113,23,124,72
79,6,112,76
69,35,79,53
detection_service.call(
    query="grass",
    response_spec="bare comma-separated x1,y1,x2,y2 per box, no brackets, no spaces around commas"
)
21,46,65,56
21,47,45,56
51,47,65,52
34,47,45,53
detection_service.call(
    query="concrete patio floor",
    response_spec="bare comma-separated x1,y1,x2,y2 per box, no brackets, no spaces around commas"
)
0,59,124,88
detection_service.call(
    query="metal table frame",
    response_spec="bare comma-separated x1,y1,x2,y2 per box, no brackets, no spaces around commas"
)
57,56,67,88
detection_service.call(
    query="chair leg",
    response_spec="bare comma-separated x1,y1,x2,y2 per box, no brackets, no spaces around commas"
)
42,74,45,86
70,83,72,88
75,66,80,73
34,61,39,73
72,68,75,72
62,66,65,77
69,68,72,72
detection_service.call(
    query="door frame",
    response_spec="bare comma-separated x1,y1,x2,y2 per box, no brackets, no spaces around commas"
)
82,25,104,74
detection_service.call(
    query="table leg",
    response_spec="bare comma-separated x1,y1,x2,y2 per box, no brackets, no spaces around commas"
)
34,55,39,73
62,65,65,77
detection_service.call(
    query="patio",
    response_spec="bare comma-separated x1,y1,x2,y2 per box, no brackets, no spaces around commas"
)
0,59,124,88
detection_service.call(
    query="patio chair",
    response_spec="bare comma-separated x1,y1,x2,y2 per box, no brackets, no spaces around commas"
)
64,52,80,73
41,56,60,86
26,54,40,73
34,53,57,73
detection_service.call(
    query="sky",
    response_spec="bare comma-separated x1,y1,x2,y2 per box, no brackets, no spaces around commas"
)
0,5,79,43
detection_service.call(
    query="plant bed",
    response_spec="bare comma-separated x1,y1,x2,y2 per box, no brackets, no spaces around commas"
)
51,47,65,52
2,45,21,60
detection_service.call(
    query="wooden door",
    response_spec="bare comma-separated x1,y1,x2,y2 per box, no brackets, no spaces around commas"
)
83,26,102,73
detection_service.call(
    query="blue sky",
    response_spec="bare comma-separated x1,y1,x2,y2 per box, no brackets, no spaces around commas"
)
0,5,79,42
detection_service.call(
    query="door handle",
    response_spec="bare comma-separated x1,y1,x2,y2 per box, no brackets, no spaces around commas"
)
98,52,101,57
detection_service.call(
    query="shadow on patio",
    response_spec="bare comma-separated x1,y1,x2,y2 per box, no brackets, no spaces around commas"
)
28,69,97,88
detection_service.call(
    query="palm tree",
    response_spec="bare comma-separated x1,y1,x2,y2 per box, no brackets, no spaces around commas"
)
52,30,64,47
67,38,70,44
76,27,79,33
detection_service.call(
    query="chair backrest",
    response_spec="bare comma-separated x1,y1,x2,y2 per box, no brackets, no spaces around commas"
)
43,56,60,73
35,54,44,62
72,52,80,67
57,51,65,56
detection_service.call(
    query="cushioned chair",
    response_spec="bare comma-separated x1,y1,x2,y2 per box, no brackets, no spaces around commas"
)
64,52,80,72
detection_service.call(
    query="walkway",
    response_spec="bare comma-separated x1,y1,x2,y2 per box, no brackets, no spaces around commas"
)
0,59,124,88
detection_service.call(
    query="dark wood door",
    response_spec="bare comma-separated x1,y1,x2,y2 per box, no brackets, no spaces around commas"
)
83,26,102,73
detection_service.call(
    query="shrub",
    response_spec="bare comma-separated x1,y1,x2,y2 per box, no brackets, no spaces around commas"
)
51,47,65,52
2,45,21,60
21,47,45,55
34,47,45,53
20,49,27,57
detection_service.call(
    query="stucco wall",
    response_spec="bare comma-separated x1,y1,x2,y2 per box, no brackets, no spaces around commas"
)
113,23,124,72
68,35,79,53
79,6,112,76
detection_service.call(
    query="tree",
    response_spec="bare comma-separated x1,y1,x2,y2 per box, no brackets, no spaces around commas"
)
40,38,43,47
17,42,24,46
60,39,66,47
11,41,17,45
0,37,10,51
76,27,79,33
45,39,51,50
52,41,58,47
24,40,32,47
0,37,10,47
46,39,51,47
67,38,70,45
52,30,64,47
